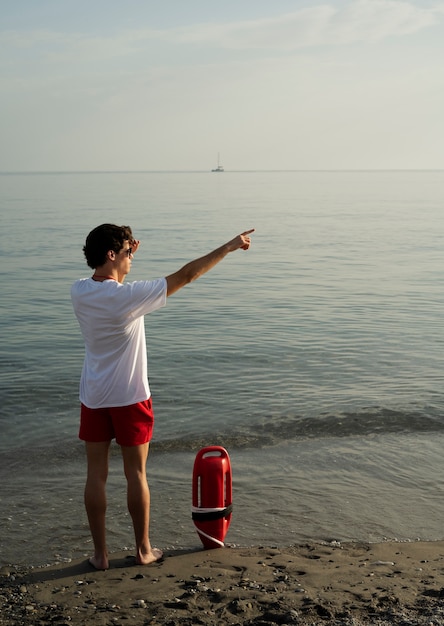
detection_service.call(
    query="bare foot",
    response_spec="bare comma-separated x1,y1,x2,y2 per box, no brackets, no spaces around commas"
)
136,547,163,565
88,555,109,571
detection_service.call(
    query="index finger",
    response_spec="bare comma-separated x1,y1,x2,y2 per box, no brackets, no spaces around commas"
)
242,228,255,236
131,238,141,253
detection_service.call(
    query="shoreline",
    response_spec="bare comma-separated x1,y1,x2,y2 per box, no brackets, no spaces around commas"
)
2,540,444,625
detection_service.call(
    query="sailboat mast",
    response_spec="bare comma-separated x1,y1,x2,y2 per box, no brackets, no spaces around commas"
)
211,152,224,172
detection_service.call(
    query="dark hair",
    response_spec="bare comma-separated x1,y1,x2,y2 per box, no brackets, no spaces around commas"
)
83,224,134,269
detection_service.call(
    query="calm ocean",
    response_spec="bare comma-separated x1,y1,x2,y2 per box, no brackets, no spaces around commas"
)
1,170,444,567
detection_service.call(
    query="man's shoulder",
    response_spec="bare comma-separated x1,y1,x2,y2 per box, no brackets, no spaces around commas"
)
126,278,168,307
71,277,89,290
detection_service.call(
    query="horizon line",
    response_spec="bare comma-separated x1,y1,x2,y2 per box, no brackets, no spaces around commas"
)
1,168,443,175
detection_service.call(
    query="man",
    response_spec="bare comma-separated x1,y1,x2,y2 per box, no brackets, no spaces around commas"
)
71,224,254,570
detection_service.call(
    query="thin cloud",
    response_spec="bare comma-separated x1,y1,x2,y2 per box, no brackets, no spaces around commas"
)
153,0,444,50
2,0,443,64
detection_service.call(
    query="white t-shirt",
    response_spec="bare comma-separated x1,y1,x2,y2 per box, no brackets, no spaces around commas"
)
71,277,167,408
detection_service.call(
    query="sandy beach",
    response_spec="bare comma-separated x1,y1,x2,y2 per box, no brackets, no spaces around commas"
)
2,541,444,625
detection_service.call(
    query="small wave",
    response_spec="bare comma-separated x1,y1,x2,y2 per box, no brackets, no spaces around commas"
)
152,405,444,453
1,405,442,468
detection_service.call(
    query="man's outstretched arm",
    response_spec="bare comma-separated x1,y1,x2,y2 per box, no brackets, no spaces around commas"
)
165,229,254,297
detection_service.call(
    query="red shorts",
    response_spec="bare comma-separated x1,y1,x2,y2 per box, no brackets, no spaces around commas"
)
79,398,154,446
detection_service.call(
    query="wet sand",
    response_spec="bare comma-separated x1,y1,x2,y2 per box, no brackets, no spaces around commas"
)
2,541,444,625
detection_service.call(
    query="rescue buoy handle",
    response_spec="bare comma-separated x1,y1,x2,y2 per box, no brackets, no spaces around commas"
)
195,445,229,461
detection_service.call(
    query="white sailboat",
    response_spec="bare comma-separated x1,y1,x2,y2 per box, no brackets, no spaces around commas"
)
211,153,224,172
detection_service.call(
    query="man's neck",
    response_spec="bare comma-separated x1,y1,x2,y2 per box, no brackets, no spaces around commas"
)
93,264,122,283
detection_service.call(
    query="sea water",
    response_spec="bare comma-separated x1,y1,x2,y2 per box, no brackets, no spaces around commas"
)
1,170,444,567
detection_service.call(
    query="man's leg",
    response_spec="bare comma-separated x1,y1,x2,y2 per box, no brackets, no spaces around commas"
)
84,440,111,570
121,443,163,565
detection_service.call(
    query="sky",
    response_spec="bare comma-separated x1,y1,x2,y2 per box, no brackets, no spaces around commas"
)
1,0,444,171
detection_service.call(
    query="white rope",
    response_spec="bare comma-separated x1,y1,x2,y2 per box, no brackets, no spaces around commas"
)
195,527,225,548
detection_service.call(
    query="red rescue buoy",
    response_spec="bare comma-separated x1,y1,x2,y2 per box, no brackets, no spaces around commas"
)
192,446,233,549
